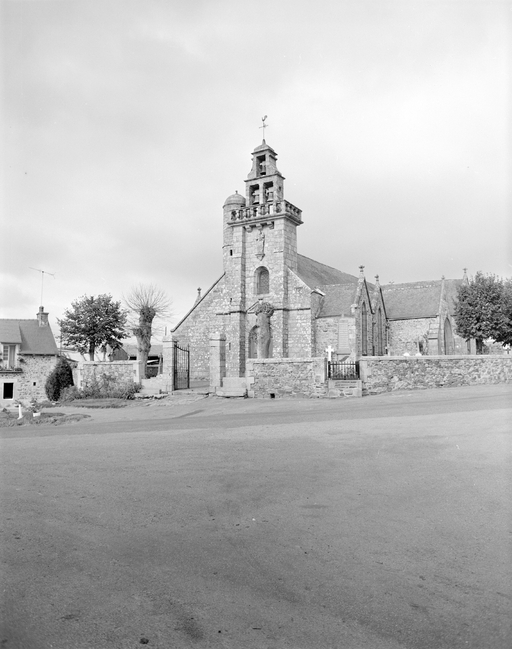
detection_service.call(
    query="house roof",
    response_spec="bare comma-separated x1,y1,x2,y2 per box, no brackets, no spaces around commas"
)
382,279,462,319
0,321,23,344
123,343,163,358
296,254,359,289
0,319,58,355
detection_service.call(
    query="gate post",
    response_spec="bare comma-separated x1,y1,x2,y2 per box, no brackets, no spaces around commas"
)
209,333,226,390
162,334,175,391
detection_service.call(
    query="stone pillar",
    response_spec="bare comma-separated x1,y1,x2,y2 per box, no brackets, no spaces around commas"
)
162,335,174,391
210,333,226,389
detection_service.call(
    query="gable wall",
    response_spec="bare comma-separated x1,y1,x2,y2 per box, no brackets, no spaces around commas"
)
0,355,58,406
172,278,227,380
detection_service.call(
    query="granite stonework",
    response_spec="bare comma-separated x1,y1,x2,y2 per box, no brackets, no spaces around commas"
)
248,357,326,398
75,360,142,390
359,355,512,394
168,277,227,381
0,355,58,406
387,316,471,356
165,140,475,392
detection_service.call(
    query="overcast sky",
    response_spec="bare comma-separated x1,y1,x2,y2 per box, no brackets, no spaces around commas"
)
1,0,510,337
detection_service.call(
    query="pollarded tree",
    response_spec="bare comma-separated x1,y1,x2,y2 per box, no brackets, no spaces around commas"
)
58,294,128,360
454,272,509,353
125,284,171,378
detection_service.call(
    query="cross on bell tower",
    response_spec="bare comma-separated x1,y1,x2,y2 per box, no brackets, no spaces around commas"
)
259,115,268,143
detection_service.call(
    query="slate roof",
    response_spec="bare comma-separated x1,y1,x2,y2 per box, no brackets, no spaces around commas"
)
123,343,163,358
382,280,462,319
296,254,359,288
315,284,358,317
0,319,58,355
0,321,23,344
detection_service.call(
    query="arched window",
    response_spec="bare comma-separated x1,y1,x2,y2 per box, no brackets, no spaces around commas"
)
444,318,454,355
377,308,384,356
255,267,269,294
361,302,368,356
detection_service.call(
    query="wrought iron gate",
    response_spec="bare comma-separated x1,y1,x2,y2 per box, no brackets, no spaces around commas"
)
173,342,190,390
328,360,359,380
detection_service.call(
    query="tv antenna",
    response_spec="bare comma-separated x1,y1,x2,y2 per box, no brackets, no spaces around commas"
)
29,267,56,306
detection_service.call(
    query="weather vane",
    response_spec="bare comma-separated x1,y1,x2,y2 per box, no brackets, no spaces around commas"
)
29,267,56,306
259,115,268,140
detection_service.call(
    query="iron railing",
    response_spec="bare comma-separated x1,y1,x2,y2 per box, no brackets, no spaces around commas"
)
328,360,359,380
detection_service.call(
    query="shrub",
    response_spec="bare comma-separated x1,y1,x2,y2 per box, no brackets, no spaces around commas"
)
60,373,141,400
45,357,75,401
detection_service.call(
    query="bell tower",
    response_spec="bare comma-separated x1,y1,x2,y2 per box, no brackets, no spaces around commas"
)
221,138,303,374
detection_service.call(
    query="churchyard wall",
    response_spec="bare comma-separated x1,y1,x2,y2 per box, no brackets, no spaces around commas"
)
75,360,141,389
359,355,512,394
0,355,58,406
248,357,326,398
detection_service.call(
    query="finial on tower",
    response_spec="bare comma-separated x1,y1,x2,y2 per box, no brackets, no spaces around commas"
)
259,115,268,143
359,265,365,278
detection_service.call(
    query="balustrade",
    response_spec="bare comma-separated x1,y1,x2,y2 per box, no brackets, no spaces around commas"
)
230,199,301,222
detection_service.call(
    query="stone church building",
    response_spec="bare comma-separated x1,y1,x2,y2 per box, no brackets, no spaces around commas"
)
169,139,470,383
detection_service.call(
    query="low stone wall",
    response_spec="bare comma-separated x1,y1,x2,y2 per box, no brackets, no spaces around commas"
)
359,355,512,394
248,357,326,398
75,360,142,389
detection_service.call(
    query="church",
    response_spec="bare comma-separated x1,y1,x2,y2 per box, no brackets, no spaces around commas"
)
169,138,470,383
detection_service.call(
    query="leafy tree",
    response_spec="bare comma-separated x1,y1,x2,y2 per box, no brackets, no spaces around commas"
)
497,279,512,347
454,272,510,353
58,294,128,360
45,356,74,401
125,284,171,378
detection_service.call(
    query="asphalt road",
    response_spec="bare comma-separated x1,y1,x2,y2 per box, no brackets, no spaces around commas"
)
1,385,511,649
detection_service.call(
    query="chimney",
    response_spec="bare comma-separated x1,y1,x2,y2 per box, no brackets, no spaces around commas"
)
37,306,49,327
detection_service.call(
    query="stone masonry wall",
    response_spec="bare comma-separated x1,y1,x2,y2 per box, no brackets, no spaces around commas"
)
388,317,471,356
171,277,227,381
359,355,512,394
387,318,438,355
76,361,140,390
248,357,326,398
314,316,338,356
0,355,58,406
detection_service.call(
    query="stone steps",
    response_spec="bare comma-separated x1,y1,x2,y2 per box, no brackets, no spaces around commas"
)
215,377,251,398
327,379,363,398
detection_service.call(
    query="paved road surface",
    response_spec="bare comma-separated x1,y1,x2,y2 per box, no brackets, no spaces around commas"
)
1,385,511,648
